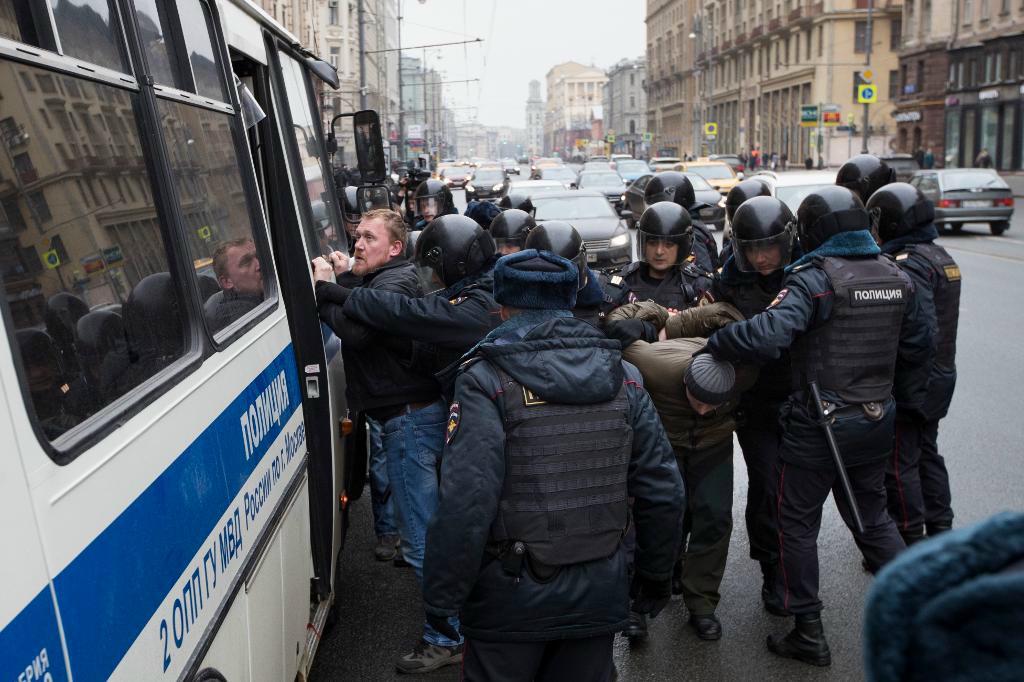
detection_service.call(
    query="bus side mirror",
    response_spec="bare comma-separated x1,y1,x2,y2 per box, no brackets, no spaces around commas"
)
353,110,387,185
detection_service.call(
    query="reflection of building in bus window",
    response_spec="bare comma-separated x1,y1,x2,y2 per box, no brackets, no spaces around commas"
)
16,329,82,439
205,238,264,332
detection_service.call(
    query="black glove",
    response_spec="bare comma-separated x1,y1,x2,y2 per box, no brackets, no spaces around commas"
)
604,319,658,348
631,577,671,619
426,613,460,642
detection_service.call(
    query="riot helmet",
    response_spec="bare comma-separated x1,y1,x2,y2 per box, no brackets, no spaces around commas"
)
524,221,588,290
796,185,871,252
644,171,696,209
637,201,693,269
836,154,897,204
725,179,772,224
125,272,185,361
731,196,796,274
415,214,496,287
413,178,455,222
341,186,361,224
865,182,936,243
498,192,535,216
489,209,536,255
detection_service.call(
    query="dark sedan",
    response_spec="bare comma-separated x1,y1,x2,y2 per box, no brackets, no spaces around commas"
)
911,168,1014,235
464,168,510,202
622,172,726,231
576,171,628,213
533,190,632,268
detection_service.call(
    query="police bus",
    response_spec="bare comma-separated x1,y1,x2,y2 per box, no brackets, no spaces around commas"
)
0,0,379,678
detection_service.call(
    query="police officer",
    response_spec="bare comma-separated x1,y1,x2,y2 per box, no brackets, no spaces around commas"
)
411,178,457,230
867,182,960,541
422,249,685,681
608,202,712,312
710,196,800,614
490,208,536,256
836,154,897,205
704,186,933,665
722,179,772,258
497,192,536,216
644,171,719,271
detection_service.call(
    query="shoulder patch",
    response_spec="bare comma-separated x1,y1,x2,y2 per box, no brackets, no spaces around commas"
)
943,264,962,282
768,288,789,308
789,262,813,273
449,296,468,305
610,275,624,286
445,402,461,445
895,252,910,261
522,386,547,406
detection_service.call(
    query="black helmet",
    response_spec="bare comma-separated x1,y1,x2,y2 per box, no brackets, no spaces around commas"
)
498,192,535,216
341,186,361,223
725,179,772,224
796,186,870,252
731,196,796,273
865,182,935,243
644,171,695,209
413,178,455,219
489,209,536,253
524,221,588,290
414,214,496,287
836,154,897,204
637,201,693,266
125,272,185,360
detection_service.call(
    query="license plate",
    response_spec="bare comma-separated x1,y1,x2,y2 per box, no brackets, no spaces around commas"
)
962,199,991,208
587,252,597,263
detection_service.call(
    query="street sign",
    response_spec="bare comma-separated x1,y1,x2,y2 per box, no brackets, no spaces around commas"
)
857,84,877,104
197,225,212,241
643,132,653,142
800,105,819,128
704,122,718,137
43,249,60,269
575,139,588,149
863,70,873,82
605,133,616,143
823,111,841,126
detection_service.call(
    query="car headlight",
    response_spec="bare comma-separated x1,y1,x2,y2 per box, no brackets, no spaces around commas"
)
609,233,630,248
492,183,504,191
465,184,475,192
620,194,627,202
443,177,452,185
717,197,726,208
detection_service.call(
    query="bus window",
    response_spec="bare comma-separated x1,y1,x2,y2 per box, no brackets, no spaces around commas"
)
277,51,345,257
48,0,128,73
156,100,267,336
132,0,188,90
0,60,186,444
177,0,229,102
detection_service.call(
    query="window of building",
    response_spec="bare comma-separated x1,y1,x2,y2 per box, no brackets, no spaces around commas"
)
891,19,902,49
923,0,932,32
963,0,973,23
984,53,994,83
805,30,811,60
329,2,339,24
889,69,899,98
968,58,978,86
980,0,989,18
1001,0,1009,12
630,95,635,108
855,21,869,53
917,60,925,90
329,47,340,69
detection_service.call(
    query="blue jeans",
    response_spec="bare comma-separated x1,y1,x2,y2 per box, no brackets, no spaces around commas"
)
366,417,397,537
382,399,462,647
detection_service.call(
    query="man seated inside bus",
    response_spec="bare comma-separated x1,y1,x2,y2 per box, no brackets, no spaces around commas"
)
206,237,265,333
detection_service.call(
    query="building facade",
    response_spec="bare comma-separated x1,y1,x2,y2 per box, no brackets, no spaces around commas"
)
648,0,904,164
400,55,445,161
525,80,544,157
603,58,648,157
544,62,608,157
941,0,1024,169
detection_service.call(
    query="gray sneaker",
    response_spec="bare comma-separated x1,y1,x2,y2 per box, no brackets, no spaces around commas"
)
374,534,399,562
395,639,463,674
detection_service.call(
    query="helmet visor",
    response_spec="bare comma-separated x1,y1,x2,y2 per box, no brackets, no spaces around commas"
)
493,236,525,255
637,233,687,267
573,248,588,291
416,196,440,218
733,230,794,273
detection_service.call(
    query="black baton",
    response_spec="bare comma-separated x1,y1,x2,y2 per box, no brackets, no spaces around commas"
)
808,381,866,535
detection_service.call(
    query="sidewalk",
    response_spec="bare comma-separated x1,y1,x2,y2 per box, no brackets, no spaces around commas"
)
1003,172,1024,198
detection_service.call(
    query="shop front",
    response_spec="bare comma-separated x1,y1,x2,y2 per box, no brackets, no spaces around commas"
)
944,84,1024,170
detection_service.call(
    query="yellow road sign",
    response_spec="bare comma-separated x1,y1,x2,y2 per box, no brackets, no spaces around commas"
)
197,225,212,241
857,84,877,104
43,249,60,269
704,122,718,136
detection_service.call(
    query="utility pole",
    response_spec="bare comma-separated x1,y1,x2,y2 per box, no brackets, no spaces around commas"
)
357,0,367,111
862,0,873,153
397,0,404,161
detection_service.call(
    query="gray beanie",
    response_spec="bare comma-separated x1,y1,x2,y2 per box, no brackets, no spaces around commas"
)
684,354,736,405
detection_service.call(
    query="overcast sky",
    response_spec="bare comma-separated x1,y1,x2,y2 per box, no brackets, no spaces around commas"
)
397,0,646,129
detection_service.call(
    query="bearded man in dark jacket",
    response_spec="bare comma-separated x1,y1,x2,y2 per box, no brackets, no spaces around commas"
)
423,249,685,682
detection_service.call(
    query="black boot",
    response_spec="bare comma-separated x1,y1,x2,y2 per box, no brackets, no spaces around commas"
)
760,562,788,616
767,613,831,666
622,610,647,640
927,522,952,537
900,529,927,546
671,558,684,595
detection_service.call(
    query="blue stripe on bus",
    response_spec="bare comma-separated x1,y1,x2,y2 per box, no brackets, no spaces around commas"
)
0,587,68,682
49,344,303,680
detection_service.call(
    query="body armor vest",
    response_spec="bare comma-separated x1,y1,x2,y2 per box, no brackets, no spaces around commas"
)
623,262,710,311
903,242,961,371
790,256,909,404
489,368,633,566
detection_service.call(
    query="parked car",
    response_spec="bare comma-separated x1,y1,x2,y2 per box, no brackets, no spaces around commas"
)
881,153,921,183
613,159,650,183
538,165,579,188
649,156,682,171
674,160,740,196
577,170,628,212
530,157,563,177
465,167,510,202
709,154,746,175
622,172,726,231
532,190,632,267
910,168,1014,235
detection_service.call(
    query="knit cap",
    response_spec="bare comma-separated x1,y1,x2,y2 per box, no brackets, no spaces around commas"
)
684,353,736,405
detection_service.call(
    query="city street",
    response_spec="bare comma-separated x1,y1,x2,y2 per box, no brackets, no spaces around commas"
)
309,199,1024,680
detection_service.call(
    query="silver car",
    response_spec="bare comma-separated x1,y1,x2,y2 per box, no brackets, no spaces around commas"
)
910,168,1014,235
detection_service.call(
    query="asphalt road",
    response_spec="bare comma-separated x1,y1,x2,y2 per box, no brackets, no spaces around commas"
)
309,196,1024,681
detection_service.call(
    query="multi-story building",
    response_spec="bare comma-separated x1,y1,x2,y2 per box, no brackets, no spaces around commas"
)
544,62,608,157
646,0,697,157
941,0,1024,169
603,58,648,157
892,0,951,163
649,0,904,164
400,55,444,161
525,80,544,157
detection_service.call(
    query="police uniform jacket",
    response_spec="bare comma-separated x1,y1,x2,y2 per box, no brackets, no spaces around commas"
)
707,234,933,469
315,258,438,412
616,260,713,311
422,317,685,642
688,210,720,271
